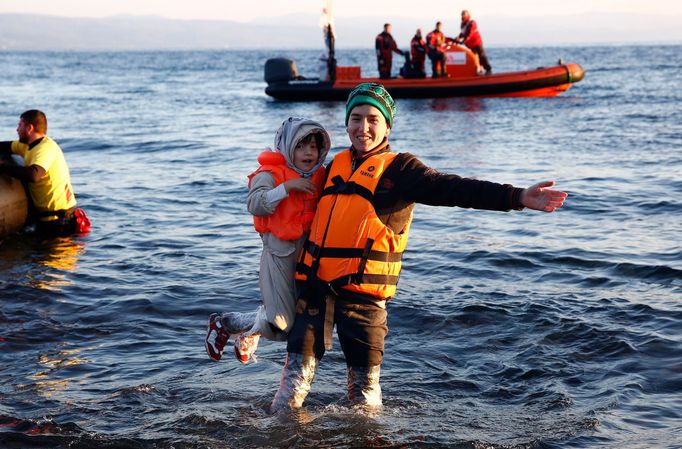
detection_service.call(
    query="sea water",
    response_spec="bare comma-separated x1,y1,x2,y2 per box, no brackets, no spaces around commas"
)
0,45,680,448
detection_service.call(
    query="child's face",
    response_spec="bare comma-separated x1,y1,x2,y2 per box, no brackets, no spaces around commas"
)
346,104,390,154
293,136,320,172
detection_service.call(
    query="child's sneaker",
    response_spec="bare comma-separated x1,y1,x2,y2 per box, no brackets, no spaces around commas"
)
234,333,260,364
205,313,230,362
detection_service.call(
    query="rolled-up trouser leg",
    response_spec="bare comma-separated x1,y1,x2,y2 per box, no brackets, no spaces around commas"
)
270,352,318,413
220,311,257,334
347,365,382,407
247,305,286,341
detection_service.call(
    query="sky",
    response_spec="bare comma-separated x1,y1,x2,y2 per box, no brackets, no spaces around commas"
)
2,0,681,21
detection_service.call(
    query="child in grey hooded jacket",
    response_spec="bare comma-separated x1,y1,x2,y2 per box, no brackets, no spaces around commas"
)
205,117,330,363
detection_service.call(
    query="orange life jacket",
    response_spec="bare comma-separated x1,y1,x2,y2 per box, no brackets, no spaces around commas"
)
426,30,445,52
296,149,412,300
248,151,325,241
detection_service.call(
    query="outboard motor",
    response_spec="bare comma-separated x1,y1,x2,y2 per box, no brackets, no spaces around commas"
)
264,58,300,84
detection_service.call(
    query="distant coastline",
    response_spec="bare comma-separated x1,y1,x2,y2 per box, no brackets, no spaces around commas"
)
1,12,681,50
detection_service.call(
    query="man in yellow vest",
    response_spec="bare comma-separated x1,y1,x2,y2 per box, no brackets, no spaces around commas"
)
0,109,89,236
271,83,567,412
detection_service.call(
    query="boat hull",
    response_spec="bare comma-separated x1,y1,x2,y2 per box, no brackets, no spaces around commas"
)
266,63,584,101
0,175,28,239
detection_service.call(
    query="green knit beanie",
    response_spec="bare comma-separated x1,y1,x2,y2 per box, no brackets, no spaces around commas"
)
345,82,396,128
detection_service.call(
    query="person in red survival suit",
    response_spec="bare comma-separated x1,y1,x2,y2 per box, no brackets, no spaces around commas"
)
410,28,427,78
426,21,448,78
455,9,492,75
375,23,404,79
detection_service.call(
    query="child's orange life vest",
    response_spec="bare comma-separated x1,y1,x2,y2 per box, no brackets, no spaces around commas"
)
248,151,325,241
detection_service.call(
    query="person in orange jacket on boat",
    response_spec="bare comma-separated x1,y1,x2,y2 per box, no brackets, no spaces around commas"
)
205,117,331,364
410,28,428,78
426,21,448,78
375,23,405,79
270,83,568,412
454,9,492,75
0,109,90,237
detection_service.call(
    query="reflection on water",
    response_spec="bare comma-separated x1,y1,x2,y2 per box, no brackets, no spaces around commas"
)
0,237,89,403
37,347,88,372
1,236,87,291
27,347,89,399
38,237,85,288
429,96,485,112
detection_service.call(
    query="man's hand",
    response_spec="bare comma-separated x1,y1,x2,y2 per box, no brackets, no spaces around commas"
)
520,181,568,212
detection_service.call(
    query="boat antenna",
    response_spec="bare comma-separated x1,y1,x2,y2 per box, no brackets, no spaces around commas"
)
320,0,336,82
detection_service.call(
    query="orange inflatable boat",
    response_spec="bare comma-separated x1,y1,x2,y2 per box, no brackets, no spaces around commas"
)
265,44,584,101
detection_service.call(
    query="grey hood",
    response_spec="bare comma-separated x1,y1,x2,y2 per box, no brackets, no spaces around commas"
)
273,117,331,177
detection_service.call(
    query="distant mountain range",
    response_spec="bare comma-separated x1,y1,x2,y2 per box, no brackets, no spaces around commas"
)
0,12,680,50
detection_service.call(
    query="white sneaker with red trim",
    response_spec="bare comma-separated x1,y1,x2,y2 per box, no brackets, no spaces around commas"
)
234,333,260,364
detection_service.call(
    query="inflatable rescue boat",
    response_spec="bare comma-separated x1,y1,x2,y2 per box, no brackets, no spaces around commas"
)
0,175,28,239
265,44,584,101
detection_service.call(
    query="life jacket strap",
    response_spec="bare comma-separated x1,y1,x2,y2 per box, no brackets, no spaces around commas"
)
322,176,375,204
331,273,400,287
355,238,374,280
302,240,403,262
296,262,400,289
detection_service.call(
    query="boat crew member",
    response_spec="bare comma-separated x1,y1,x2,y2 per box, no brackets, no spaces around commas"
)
410,28,427,78
454,9,492,75
426,21,448,78
270,82,568,411
375,23,404,79
322,23,337,82
0,110,90,237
